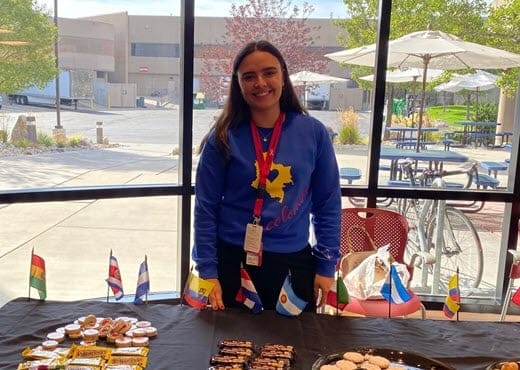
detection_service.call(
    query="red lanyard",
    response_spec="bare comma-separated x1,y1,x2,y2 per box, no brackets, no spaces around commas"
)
249,113,285,222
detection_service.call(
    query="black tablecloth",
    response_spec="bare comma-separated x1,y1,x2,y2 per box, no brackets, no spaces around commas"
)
0,298,519,369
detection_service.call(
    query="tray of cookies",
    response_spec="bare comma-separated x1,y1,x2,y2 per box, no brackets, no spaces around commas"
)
312,347,455,370
487,360,520,370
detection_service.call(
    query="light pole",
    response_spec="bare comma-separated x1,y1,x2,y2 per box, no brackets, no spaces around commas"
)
54,0,62,130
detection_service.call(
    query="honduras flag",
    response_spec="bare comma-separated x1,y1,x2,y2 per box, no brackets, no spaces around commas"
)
134,258,150,305
276,275,307,316
235,268,263,314
380,264,411,304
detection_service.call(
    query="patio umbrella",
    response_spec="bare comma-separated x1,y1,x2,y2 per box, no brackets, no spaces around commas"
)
325,28,520,151
289,70,348,107
360,68,443,84
361,68,444,127
435,70,498,120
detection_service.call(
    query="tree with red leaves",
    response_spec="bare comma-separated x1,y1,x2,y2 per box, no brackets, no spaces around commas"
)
199,0,328,104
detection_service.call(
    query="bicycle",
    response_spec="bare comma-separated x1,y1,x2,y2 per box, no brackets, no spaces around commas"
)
396,159,484,296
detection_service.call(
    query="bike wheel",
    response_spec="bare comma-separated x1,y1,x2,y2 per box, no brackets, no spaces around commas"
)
428,207,483,293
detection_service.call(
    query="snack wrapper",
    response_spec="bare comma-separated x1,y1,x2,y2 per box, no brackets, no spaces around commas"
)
17,358,66,370
70,344,112,359
111,347,149,357
107,355,148,367
21,347,64,360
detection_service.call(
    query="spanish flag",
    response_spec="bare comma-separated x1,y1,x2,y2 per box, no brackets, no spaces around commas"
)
443,274,460,319
29,249,46,300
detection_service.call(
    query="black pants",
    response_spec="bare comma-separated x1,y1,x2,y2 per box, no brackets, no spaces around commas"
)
217,239,316,312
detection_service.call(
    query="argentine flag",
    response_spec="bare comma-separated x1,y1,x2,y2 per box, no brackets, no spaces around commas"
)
276,275,307,316
380,264,411,304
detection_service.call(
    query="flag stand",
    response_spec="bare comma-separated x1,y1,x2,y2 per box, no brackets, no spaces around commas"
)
28,248,34,301
456,267,460,322
180,266,194,307
144,255,148,305
387,265,392,319
106,249,112,303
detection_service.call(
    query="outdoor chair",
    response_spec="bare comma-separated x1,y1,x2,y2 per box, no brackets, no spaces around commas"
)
499,249,520,321
336,207,426,318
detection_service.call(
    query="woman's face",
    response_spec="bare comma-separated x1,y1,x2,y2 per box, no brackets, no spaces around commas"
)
237,50,284,115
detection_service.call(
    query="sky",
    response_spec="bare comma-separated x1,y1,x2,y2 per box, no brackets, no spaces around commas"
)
35,0,348,19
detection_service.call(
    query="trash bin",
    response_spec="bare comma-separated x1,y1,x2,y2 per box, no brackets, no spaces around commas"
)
136,96,145,108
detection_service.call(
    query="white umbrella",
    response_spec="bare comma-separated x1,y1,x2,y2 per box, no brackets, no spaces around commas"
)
435,70,498,120
290,71,348,107
434,70,498,93
325,29,520,151
360,68,443,83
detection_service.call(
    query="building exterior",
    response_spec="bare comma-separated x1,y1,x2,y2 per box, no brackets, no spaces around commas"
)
56,13,363,109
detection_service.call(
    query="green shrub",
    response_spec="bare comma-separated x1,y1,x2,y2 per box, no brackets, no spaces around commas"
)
0,130,7,143
473,102,498,122
37,132,54,147
13,139,32,149
337,107,364,145
67,134,84,147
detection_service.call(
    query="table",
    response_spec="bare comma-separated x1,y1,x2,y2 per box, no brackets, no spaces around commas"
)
380,147,469,180
1,298,520,370
457,121,498,147
385,127,439,149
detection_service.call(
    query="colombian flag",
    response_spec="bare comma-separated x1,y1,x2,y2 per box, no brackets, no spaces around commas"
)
183,272,214,309
29,249,46,300
443,274,460,318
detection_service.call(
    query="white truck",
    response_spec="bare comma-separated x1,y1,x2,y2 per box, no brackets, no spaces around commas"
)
9,69,95,109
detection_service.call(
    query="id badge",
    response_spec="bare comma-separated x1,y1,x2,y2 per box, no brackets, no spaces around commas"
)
244,223,263,254
246,251,262,267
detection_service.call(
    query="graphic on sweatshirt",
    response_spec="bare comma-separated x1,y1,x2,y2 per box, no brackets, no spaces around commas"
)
251,157,293,203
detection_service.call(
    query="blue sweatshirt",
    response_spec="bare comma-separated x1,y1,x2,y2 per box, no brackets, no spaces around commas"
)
192,111,341,279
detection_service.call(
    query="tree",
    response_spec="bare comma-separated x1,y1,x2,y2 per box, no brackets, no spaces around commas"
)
486,0,520,97
0,0,57,93
334,0,489,89
199,0,328,103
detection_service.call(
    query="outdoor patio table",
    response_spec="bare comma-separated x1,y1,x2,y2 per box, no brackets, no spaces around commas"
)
458,121,498,147
0,298,519,369
380,147,469,180
385,127,439,149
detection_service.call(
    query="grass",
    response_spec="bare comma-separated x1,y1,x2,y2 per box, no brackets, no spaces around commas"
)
426,105,474,128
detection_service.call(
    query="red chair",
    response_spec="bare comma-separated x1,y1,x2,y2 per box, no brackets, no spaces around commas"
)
338,207,425,318
499,249,520,321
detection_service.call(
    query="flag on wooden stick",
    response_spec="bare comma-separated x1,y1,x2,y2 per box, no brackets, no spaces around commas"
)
134,256,150,305
235,267,263,314
106,250,124,301
443,274,460,319
326,273,349,311
29,248,46,300
182,271,214,309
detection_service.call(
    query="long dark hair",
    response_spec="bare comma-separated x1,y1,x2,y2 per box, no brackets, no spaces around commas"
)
198,40,306,158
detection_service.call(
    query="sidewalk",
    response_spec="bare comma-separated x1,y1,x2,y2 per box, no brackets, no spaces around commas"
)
0,111,514,308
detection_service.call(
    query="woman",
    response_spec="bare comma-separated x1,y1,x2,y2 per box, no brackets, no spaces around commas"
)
192,40,340,312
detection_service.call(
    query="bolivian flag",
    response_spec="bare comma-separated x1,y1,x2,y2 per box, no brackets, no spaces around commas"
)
29,250,46,300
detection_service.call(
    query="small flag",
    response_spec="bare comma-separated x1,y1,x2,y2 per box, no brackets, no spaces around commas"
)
443,274,460,318
235,268,263,314
510,261,520,280
512,287,520,307
106,254,124,300
183,271,214,309
380,264,412,304
29,250,47,300
326,274,349,310
276,275,307,316
134,257,150,305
